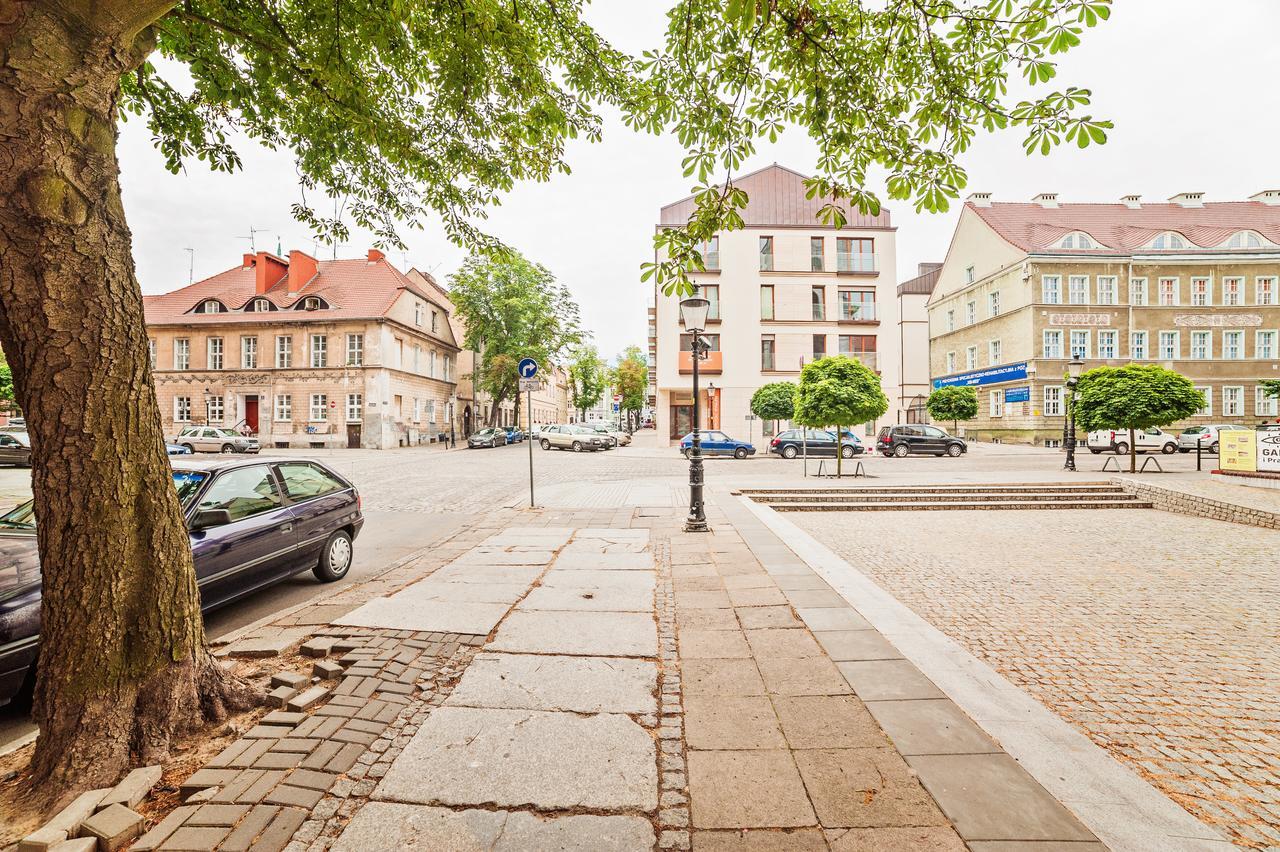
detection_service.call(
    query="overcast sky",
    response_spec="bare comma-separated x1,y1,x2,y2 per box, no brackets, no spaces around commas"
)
119,1,1280,361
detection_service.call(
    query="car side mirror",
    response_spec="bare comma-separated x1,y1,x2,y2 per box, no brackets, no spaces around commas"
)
190,508,232,530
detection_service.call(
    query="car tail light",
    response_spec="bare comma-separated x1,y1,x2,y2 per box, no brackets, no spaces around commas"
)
770,437,780,447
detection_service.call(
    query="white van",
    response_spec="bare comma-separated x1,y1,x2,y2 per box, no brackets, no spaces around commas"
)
1086,428,1178,455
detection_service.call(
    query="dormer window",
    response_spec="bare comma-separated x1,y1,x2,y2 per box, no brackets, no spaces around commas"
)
193,299,227,314
245,298,276,312
1150,232,1188,250
295,296,329,311
1058,231,1096,250
1224,230,1266,249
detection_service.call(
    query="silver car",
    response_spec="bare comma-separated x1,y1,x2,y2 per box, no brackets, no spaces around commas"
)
173,426,261,454
539,424,606,452
1178,424,1251,453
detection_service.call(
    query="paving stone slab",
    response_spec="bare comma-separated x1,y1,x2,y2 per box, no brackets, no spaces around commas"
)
430,565,544,586
540,568,656,592
837,660,945,702
451,549,556,565
693,828,829,851
795,606,871,632
334,597,510,634
100,765,163,809
488,610,657,657
814,630,904,662
744,628,825,658
80,804,145,852
17,827,67,852
773,696,886,749
44,787,109,835
906,754,1098,842
681,658,766,696
964,844,1108,852
216,628,311,659
756,656,851,696
332,803,654,851
684,696,785,750
375,707,657,810
678,629,751,659
574,528,650,540
795,747,949,828
517,584,652,612
825,826,968,851
553,551,654,571
864,699,1000,756
446,653,657,714
687,749,816,828
47,838,96,852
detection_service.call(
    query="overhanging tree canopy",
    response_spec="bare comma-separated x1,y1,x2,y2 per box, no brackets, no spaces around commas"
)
793,356,888,475
750,382,797,424
0,0,1112,795
1073,365,1204,472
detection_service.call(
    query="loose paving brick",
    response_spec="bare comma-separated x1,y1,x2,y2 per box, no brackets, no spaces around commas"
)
100,764,163,809
79,803,145,852
218,805,279,851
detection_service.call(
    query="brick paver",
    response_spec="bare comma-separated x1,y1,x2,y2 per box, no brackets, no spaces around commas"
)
795,507,1280,848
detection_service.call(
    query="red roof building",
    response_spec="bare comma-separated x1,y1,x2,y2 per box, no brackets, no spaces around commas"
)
145,249,461,450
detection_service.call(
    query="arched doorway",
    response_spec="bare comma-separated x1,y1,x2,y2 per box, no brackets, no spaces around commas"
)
463,405,473,436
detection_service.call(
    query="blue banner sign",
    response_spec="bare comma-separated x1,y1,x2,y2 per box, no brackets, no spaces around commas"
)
933,362,1029,389
1003,386,1030,403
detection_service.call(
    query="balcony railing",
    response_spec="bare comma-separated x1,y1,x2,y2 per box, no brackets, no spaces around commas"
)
837,253,877,273
678,350,723,374
840,351,878,370
838,303,877,322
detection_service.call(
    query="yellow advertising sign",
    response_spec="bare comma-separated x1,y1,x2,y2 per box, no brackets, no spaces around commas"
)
1220,431,1257,472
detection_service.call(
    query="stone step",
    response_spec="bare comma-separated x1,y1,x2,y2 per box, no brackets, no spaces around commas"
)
768,499,1155,512
757,491,1138,504
738,483,1117,495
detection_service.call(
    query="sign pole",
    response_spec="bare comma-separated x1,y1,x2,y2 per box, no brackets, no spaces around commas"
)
517,357,539,509
528,386,535,508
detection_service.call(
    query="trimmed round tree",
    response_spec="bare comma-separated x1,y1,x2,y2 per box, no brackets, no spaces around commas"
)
925,386,978,434
750,382,797,437
1072,364,1205,473
793,356,889,476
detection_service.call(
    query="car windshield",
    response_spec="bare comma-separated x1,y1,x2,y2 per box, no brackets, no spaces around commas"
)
0,470,208,532
1181,427,1205,435
214,428,240,438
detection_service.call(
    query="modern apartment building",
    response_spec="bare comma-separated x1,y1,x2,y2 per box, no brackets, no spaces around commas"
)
652,164,900,441
927,191,1280,444
898,263,942,423
144,249,460,449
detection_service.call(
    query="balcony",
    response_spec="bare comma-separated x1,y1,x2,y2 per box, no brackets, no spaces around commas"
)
678,350,723,374
837,254,878,274
838,303,878,323
840,351,878,370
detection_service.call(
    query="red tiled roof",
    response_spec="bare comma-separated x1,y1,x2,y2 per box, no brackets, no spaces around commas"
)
970,201,1280,253
144,253,445,325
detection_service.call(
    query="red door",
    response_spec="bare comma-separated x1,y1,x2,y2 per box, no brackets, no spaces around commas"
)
244,396,259,433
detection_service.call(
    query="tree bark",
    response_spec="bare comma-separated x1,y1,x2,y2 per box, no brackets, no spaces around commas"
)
1129,427,1136,473
0,1,257,794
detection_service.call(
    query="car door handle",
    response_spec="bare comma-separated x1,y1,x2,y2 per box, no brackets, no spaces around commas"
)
281,523,293,533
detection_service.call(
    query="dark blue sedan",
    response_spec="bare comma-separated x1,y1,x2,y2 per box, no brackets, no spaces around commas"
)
0,457,363,706
679,430,757,459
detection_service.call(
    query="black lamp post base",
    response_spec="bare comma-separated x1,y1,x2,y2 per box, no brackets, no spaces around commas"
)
684,516,709,533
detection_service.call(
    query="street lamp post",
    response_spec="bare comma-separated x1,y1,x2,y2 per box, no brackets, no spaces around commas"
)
680,296,710,533
1063,356,1085,471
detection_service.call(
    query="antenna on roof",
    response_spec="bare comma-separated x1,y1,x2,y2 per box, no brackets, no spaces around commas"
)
184,248,194,285
238,225,264,253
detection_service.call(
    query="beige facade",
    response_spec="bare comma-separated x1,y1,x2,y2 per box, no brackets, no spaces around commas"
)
653,165,902,443
897,263,941,423
928,194,1280,444
146,250,460,450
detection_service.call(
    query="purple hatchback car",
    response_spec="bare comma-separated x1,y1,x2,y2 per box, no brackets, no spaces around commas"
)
0,456,363,706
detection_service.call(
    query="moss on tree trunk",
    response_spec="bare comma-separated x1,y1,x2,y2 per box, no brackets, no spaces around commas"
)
0,0,258,794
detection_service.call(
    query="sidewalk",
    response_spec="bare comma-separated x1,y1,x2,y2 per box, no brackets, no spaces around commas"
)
88,498,1108,851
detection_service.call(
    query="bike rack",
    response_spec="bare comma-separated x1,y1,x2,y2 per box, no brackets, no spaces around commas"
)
816,459,867,478
1100,456,1121,472
1139,456,1164,473
1100,455,1164,473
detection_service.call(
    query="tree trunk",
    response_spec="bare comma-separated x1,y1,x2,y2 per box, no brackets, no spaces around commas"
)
835,428,843,478
0,3,258,795
1129,427,1137,473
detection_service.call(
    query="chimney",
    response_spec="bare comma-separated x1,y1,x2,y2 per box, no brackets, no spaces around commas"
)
966,192,992,207
254,251,289,295
1169,191,1204,208
918,262,943,276
242,253,256,269
1121,194,1142,209
1250,189,1280,206
367,248,385,264
288,250,319,294
1032,193,1059,208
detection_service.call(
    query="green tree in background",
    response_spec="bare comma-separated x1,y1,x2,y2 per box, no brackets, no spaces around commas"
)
568,346,608,422
1261,380,1280,416
926,387,979,434
793,357,888,477
0,0,1112,794
449,254,581,428
750,382,797,437
611,346,648,432
1072,365,1204,473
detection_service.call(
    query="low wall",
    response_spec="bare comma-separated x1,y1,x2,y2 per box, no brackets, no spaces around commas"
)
1110,477,1280,530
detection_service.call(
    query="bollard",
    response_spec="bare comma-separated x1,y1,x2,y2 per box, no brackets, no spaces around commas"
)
1196,436,1202,471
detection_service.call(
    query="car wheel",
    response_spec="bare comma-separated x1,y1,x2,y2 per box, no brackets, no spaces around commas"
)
734,447,749,459
840,445,855,459
541,439,552,450
1210,441,1220,454
1115,442,1129,455
572,441,583,452
313,530,353,582
946,443,963,457
893,444,909,458
1162,442,1177,455
781,445,798,459
221,444,235,453
182,443,195,452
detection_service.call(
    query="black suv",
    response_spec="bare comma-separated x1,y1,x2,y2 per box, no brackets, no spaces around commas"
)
876,424,966,458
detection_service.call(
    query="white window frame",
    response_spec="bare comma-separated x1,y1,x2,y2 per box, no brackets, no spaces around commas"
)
148,339,157,370
965,346,977,370
1129,278,1148,306
426,399,436,423
990,389,1004,418
276,335,292,368
1223,329,1244,360
1130,331,1148,360
1223,385,1244,417
1190,276,1213,307
945,352,956,373
414,302,424,326
241,335,257,369
966,301,976,325
1158,330,1179,360
310,334,327,368
346,393,363,422
1189,330,1211,360
1222,277,1244,306
1097,330,1117,359
1043,385,1063,416
1194,386,1212,417
1257,276,1277,305
988,291,1001,316
174,338,190,370
174,396,191,422
1042,330,1063,359
207,337,223,370
413,343,421,374
1256,330,1277,360
1096,276,1118,305
1068,275,1089,305
1158,277,1179,306
310,393,329,421
346,333,364,366
208,396,224,423
1256,385,1278,417
989,339,1002,364
946,310,955,332
1041,275,1062,305
275,393,292,422
1069,329,1090,359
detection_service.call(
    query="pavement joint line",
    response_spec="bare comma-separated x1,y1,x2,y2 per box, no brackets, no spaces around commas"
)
727,489,1234,852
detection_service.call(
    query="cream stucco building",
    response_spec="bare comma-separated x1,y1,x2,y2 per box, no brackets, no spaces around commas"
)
652,164,902,442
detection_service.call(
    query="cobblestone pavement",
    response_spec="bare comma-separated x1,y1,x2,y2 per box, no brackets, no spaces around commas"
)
793,508,1280,849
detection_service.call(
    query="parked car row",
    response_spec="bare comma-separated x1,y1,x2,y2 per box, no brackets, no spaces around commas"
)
540,424,609,452
1086,428,1179,455
0,456,363,707
171,425,260,454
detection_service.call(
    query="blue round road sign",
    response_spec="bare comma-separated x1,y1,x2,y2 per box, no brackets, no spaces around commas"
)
518,358,538,379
